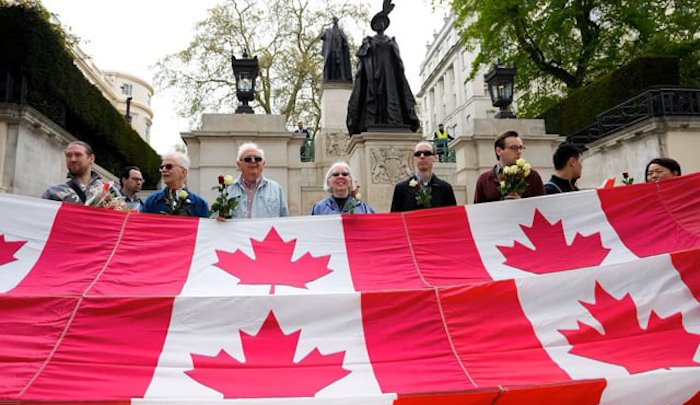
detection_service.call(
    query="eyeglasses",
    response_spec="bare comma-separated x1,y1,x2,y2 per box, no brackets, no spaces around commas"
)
413,150,435,157
331,171,350,177
505,145,526,151
242,155,263,163
159,163,179,171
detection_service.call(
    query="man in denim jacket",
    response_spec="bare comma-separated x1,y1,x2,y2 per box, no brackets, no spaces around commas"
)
224,142,289,219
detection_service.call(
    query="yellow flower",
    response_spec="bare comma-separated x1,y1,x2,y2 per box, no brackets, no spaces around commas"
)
409,179,418,188
223,175,234,185
178,189,189,199
500,180,506,188
355,192,362,200
523,163,531,172
516,158,526,167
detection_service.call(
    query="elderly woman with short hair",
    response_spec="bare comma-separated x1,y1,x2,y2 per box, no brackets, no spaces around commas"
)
309,161,374,215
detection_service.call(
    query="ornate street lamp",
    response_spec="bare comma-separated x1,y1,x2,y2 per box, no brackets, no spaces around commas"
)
484,61,517,119
231,51,258,114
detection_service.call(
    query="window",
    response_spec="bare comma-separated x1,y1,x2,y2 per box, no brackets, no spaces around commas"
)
121,83,133,96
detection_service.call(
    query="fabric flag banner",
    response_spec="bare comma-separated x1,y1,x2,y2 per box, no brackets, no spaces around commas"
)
1,172,699,405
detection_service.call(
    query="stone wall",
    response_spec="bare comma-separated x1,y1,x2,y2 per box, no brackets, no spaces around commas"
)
576,116,700,189
0,104,116,197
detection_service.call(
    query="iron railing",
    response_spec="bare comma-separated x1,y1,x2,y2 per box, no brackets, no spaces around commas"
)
429,138,456,163
567,88,700,145
300,138,315,162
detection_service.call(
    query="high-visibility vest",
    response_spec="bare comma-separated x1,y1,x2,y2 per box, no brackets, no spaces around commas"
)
435,129,449,139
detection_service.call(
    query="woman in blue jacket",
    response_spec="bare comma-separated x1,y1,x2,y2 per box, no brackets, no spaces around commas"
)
309,161,374,215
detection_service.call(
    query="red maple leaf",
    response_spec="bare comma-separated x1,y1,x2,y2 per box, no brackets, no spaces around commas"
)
185,310,351,397
214,227,332,294
497,209,610,274
0,234,26,266
560,282,700,373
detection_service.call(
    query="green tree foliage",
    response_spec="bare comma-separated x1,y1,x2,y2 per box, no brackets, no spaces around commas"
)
154,0,369,134
449,0,700,117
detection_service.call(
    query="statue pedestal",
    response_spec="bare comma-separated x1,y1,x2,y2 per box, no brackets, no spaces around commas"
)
316,83,353,172
347,131,423,212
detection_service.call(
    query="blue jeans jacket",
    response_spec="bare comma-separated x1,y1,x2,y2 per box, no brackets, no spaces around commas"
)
309,195,375,215
140,187,209,217
225,175,289,218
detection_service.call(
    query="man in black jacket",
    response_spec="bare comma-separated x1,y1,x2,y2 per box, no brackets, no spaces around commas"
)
545,143,583,194
390,141,457,212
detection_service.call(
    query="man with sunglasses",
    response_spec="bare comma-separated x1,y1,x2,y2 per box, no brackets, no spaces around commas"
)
390,141,457,212
223,142,289,218
140,152,209,217
473,130,544,203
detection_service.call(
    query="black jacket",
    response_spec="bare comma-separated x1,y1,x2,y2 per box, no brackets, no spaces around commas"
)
390,174,457,212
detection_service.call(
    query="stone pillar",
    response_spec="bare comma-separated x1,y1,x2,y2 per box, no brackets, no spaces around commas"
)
450,118,562,203
347,131,423,212
181,113,306,214
317,83,353,171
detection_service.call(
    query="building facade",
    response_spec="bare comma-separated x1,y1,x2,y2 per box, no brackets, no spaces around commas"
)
68,36,154,143
416,14,493,141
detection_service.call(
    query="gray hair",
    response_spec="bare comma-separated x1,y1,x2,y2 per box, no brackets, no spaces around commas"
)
237,142,265,161
323,161,354,193
162,152,190,169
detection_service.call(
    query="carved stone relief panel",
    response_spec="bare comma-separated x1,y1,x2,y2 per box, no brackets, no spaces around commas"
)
370,147,412,184
325,132,350,158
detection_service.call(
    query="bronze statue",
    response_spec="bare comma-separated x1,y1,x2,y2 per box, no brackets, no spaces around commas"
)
321,16,352,83
346,0,420,135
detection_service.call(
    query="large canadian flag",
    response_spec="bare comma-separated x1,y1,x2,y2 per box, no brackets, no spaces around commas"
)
1,173,700,405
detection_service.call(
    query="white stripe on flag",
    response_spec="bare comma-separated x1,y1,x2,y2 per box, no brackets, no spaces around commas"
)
145,294,381,399
134,393,397,405
468,190,638,280
146,215,381,399
0,194,60,292
516,252,700,404
182,215,356,295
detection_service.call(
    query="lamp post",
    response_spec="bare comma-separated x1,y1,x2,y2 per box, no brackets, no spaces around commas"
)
484,61,516,119
231,51,258,114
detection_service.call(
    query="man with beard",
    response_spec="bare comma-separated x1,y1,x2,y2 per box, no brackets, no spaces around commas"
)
390,141,457,212
42,141,104,203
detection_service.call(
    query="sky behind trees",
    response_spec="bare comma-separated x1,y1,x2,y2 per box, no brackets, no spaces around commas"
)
40,0,447,153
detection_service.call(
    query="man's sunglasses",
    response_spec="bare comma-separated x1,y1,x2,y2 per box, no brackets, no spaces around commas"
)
159,163,179,170
331,171,350,177
242,155,263,163
413,150,434,157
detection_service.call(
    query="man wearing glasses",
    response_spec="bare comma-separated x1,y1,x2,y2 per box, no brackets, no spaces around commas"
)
473,130,544,203
224,142,289,218
390,141,457,212
141,152,210,217
118,166,144,210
